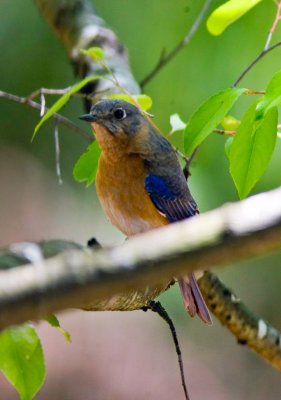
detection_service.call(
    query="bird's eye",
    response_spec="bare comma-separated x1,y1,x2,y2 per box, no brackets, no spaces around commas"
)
113,108,126,120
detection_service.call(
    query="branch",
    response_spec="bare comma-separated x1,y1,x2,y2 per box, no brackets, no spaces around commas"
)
0,90,92,143
1,188,281,370
199,272,281,371
35,0,140,108
140,0,214,88
234,1,281,87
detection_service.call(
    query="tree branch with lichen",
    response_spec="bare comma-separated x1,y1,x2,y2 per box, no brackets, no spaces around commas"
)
1,188,281,370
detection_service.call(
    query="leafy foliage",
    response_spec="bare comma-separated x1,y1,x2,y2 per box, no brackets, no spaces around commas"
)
73,140,101,186
207,0,263,36
45,314,72,342
80,47,105,61
32,75,101,139
229,102,278,198
256,70,281,119
184,87,245,155
108,93,152,111
0,324,45,400
169,114,186,133
221,115,240,131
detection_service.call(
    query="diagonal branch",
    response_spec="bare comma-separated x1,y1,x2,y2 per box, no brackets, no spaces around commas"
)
234,1,281,87
199,272,281,371
140,0,214,88
1,188,281,369
35,0,140,109
0,90,92,142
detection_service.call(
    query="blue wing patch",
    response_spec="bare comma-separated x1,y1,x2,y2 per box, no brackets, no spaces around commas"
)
145,174,198,222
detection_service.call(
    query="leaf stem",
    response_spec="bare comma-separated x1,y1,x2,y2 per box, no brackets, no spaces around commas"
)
234,1,281,87
140,0,214,88
0,90,92,143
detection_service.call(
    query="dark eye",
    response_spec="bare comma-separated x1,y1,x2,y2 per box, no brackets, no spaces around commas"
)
113,108,126,120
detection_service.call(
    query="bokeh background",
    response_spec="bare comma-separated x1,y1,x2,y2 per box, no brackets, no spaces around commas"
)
1,0,281,399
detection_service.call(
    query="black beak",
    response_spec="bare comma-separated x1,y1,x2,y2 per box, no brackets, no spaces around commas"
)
79,113,97,122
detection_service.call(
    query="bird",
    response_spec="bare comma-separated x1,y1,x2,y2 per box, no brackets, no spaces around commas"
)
80,99,212,324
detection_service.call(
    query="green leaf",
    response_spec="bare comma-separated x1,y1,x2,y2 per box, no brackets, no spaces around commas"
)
207,0,263,36
73,140,101,186
229,102,278,198
256,70,281,119
169,114,187,133
80,47,104,62
0,324,45,400
107,93,153,111
45,315,72,343
184,87,245,155
224,136,234,158
32,75,101,140
221,115,240,131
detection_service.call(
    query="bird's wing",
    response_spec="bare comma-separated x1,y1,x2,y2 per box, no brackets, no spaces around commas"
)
145,174,212,325
144,174,198,222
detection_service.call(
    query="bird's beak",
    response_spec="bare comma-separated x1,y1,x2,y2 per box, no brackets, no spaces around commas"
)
79,113,97,122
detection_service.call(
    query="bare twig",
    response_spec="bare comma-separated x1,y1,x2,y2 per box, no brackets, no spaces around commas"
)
264,1,281,51
147,301,190,400
213,128,236,136
140,0,214,88
0,90,92,142
234,1,281,87
54,124,63,185
183,147,199,179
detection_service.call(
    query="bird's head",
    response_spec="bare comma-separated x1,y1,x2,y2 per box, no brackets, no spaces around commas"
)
80,99,165,160
80,99,147,139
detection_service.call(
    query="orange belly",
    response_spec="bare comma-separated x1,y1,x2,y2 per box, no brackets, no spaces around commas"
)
96,153,168,236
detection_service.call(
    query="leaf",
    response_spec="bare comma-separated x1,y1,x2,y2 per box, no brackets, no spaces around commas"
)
73,140,101,186
45,314,72,343
229,102,278,198
184,87,245,155
80,47,104,62
224,136,234,158
0,324,45,400
256,70,281,119
221,115,240,131
169,114,187,133
207,0,263,36
107,93,153,111
32,75,101,140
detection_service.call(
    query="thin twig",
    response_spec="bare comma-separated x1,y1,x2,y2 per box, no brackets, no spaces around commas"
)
54,124,63,185
0,90,92,142
40,93,45,116
233,41,281,87
234,1,281,87
147,301,190,400
183,147,199,179
264,1,281,51
140,0,214,88
213,128,236,136
28,87,97,102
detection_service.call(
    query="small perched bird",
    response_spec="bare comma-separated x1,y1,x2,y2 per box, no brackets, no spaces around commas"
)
80,99,212,324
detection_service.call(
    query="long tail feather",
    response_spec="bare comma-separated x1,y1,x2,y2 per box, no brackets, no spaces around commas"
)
178,274,212,325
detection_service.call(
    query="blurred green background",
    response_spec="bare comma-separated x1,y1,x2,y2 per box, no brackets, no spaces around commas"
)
1,0,281,399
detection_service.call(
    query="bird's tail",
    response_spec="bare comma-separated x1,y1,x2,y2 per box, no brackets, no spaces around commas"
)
178,273,212,325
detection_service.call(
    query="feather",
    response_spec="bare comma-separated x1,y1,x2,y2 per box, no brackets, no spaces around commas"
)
145,174,198,222
145,174,212,325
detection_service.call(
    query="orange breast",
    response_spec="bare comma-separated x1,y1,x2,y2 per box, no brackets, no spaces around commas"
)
96,153,168,237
